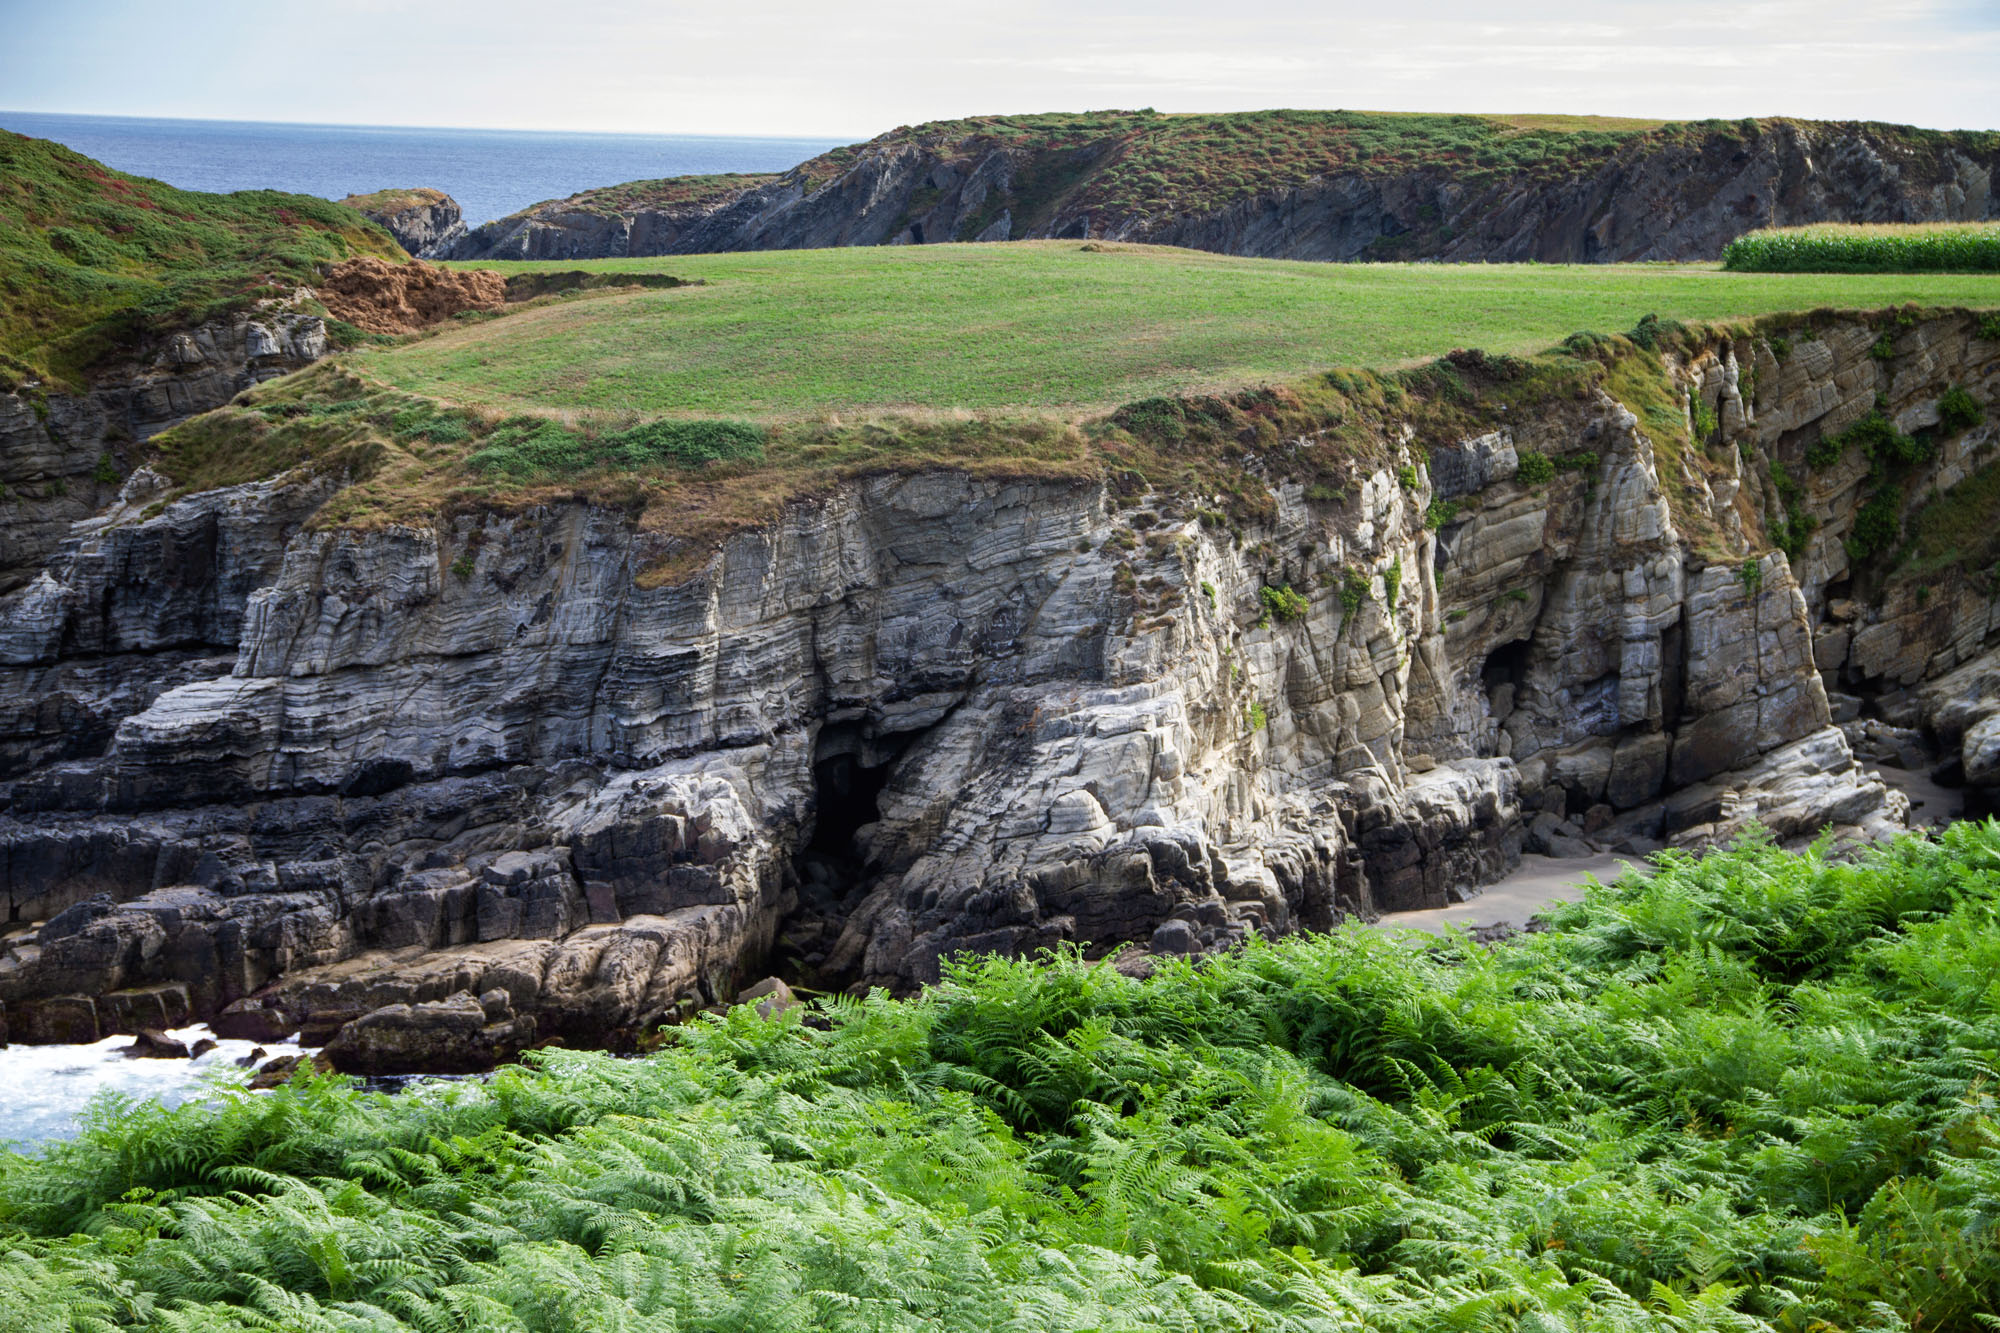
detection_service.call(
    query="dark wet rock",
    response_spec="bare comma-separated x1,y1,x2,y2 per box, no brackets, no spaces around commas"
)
122,1027,190,1059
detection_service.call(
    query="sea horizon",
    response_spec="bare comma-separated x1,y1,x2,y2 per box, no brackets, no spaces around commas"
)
0,108,850,229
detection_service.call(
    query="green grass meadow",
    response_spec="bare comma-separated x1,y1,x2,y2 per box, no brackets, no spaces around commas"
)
409,243,2000,418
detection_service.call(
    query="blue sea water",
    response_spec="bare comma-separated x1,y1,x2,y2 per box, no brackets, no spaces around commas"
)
0,110,847,229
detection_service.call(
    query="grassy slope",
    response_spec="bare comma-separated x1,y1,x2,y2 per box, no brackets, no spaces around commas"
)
0,132,403,390
405,242,2000,417
5,827,2000,1331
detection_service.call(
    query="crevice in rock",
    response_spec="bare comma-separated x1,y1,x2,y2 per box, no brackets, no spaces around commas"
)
779,719,923,986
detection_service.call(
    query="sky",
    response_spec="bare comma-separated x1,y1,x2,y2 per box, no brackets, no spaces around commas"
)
2,0,1996,138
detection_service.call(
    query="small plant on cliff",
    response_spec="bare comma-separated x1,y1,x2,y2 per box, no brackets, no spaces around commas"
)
1384,556,1403,612
1200,580,1216,606
1257,583,1309,626
1691,397,1720,445
1424,497,1460,528
1338,567,1370,626
1244,699,1268,731
1870,333,1898,361
1980,312,2000,341
90,453,119,485
1938,385,1985,435
449,554,476,582
1515,451,1555,485
1396,464,1419,490
1738,559,1763,596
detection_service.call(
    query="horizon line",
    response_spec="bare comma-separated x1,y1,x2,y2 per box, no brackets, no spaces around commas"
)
0,106,866,144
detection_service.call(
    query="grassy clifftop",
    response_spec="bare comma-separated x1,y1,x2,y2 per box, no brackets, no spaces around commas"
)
542,109,1999,235
0,132,403,391
143,244,2000,581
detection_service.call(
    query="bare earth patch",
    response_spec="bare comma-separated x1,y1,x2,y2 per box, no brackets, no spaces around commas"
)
318,257,507,335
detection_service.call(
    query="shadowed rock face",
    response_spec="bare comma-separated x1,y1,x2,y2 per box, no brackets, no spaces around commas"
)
5,313,1999,1071
447,121,1999,263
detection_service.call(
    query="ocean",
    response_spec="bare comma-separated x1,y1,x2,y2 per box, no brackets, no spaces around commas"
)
0,110,848,229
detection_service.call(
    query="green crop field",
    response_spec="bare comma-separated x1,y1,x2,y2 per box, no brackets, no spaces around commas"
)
398,242,2000,418
6,827,2000,1331
1724,221,2000,274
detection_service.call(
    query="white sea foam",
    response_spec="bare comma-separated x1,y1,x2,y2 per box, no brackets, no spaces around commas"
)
0,1025,310,1151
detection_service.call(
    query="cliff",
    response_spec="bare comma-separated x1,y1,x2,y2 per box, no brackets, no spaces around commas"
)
4,309,1995,1067
447,111,2000,264
339,188,469,260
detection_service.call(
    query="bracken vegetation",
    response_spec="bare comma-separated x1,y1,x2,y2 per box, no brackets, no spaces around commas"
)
5,826,2000,1330
1724,222,2000,273
0,132,402,390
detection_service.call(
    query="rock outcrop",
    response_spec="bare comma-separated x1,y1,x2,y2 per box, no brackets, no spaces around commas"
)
340,189,469,260
448,119,1998,264
0,300,329,593
7,312,1999,1064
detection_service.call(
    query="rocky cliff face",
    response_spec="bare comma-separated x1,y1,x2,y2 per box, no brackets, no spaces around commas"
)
0,301,329,595
340,189,469,260
449,121,1997,263
6,313,1998,1067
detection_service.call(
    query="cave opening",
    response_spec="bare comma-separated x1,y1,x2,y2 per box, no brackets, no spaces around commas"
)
782,722,918,984
1482,637,1534,721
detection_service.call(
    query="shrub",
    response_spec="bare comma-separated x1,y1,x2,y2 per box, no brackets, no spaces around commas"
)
1384,556,1402,611
1691,397,1719,444
1938,386,1985,435
1738,559,1763,595
449,554,475,581
1244,699,1268,730
1424,497,1460,528
91,453,119,485
1845,483,1904,561
1395,464,1419,490
1515,451,1555,484
1339,567,1368,622
1979,312,2000,341
1258,583,1309,624
1870,333,1897,361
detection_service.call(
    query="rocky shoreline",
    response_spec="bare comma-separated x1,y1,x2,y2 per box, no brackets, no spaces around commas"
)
1,311,1996,1074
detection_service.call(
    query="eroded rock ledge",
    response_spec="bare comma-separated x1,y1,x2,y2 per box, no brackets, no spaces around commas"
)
5,313,1998,1070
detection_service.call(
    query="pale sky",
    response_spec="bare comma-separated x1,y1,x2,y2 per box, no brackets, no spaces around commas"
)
2,0,1995,137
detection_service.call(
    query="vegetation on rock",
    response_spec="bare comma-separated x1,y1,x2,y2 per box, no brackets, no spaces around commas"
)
5,827,2000,1330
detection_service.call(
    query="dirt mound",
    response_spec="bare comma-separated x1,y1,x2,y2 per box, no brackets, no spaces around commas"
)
317,257,506,335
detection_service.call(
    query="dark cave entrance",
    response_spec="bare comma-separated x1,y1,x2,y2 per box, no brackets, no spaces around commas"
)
783,722,919,983
1482,637,1533,721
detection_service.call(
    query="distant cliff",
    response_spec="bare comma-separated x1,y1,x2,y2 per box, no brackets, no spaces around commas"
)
447,110,2000,264
339,188,469,259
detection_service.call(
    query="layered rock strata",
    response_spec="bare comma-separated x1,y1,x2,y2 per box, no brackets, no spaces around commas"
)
449,120,1998,263
7,314,1999,1069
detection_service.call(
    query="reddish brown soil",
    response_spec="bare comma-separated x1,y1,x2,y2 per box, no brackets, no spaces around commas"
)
317,257,507,335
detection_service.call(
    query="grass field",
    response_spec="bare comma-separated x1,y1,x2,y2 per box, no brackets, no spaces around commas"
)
399,242,2000,418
